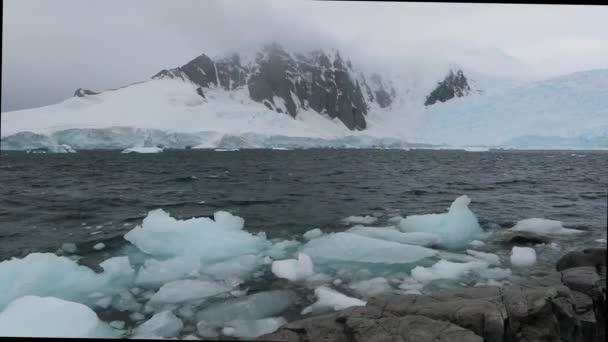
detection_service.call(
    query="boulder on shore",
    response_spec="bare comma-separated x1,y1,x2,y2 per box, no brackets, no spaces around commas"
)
259,248,607,342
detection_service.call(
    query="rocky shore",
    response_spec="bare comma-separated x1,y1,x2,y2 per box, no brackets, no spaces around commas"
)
258,248,606,342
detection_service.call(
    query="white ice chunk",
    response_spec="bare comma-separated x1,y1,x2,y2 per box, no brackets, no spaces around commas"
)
93,243,106,250
466,249,501,265
95,297,112,309
61,242,77,254
342,215,378,225
109,320,125,329
130,312,146,321
132,310,183,339
0,296,116,338
213,211,245,230
510,246,537,266
201,254,262,280
112,289,142,312
149,279,234,304
224,317,287,339
135,257,200,288
399,195,483,249
301,286,366,315
411,259,489,284
264,240,301,259
271,253,314,282
303,228,323,240
124,209,270,263
509,218,584,236
349,277,392,298
346,225,439,246
0,253,134,310
196,321,219,339
469,240,486,247
121,146,163,154
301,232,437,264
196,290,294,324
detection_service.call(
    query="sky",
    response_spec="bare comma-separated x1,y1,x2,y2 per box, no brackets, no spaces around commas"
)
2,0,608,112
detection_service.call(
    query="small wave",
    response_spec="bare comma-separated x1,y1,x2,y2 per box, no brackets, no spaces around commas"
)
175,175,198,182
494,179,538,186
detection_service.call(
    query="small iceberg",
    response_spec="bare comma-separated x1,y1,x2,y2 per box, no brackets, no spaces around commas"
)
399,195,483,249
121,146,163,154
0,296,117,338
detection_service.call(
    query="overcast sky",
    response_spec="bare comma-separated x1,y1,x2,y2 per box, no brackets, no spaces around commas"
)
2,0,608,112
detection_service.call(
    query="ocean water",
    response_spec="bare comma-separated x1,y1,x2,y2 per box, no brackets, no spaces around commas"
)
0,149,606,337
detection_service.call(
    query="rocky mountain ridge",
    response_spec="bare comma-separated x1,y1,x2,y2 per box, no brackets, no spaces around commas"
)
74,42,473,131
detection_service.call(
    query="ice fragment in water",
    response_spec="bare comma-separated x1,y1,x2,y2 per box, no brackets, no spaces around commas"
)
271,253,314,281
61,243,77,254
93,243,106,250
410,259,489,284
196,290,294,324
223,317,287,339
301,232,437,264
301,286,366,315
349,277,392,298
124,209,270,263
466,249,501,265
342,215,378,225
510,246,537,266
346,225,439,246
0,296,116,338
303,228,323,240
132,310,183,338
399,195,482,249
149,279,234,304
509,218,584,236
0,253,134,310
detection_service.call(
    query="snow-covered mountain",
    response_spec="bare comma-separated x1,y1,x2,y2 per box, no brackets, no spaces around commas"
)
1,43,607,151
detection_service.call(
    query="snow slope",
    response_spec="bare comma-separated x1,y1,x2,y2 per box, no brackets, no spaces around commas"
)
0,79,350,139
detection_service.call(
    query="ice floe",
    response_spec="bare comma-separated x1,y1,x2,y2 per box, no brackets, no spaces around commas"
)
0,253,134,310
508,218,584,236
0,296,116,338
346,225,439,246
132,310,183,339
301,232,437,264
301,286,366,315
342,215,378,225
223,317,287,339
271,253,314,282
148,279,234,304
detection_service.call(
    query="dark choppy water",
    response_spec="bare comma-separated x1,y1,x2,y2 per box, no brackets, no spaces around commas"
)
1,149,607,338
1,149,607,263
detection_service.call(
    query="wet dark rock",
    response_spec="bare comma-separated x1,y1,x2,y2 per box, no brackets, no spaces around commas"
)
73,88,98,97
259,248,607,342
503,231,551,245
556,248,606,272
257,306,482,342
424,69,471,106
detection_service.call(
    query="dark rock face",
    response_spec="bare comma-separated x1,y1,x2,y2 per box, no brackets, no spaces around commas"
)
73,88,98,97
556,248,607,272
259,248,607,342
424,69,471,106
152,43,389,131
